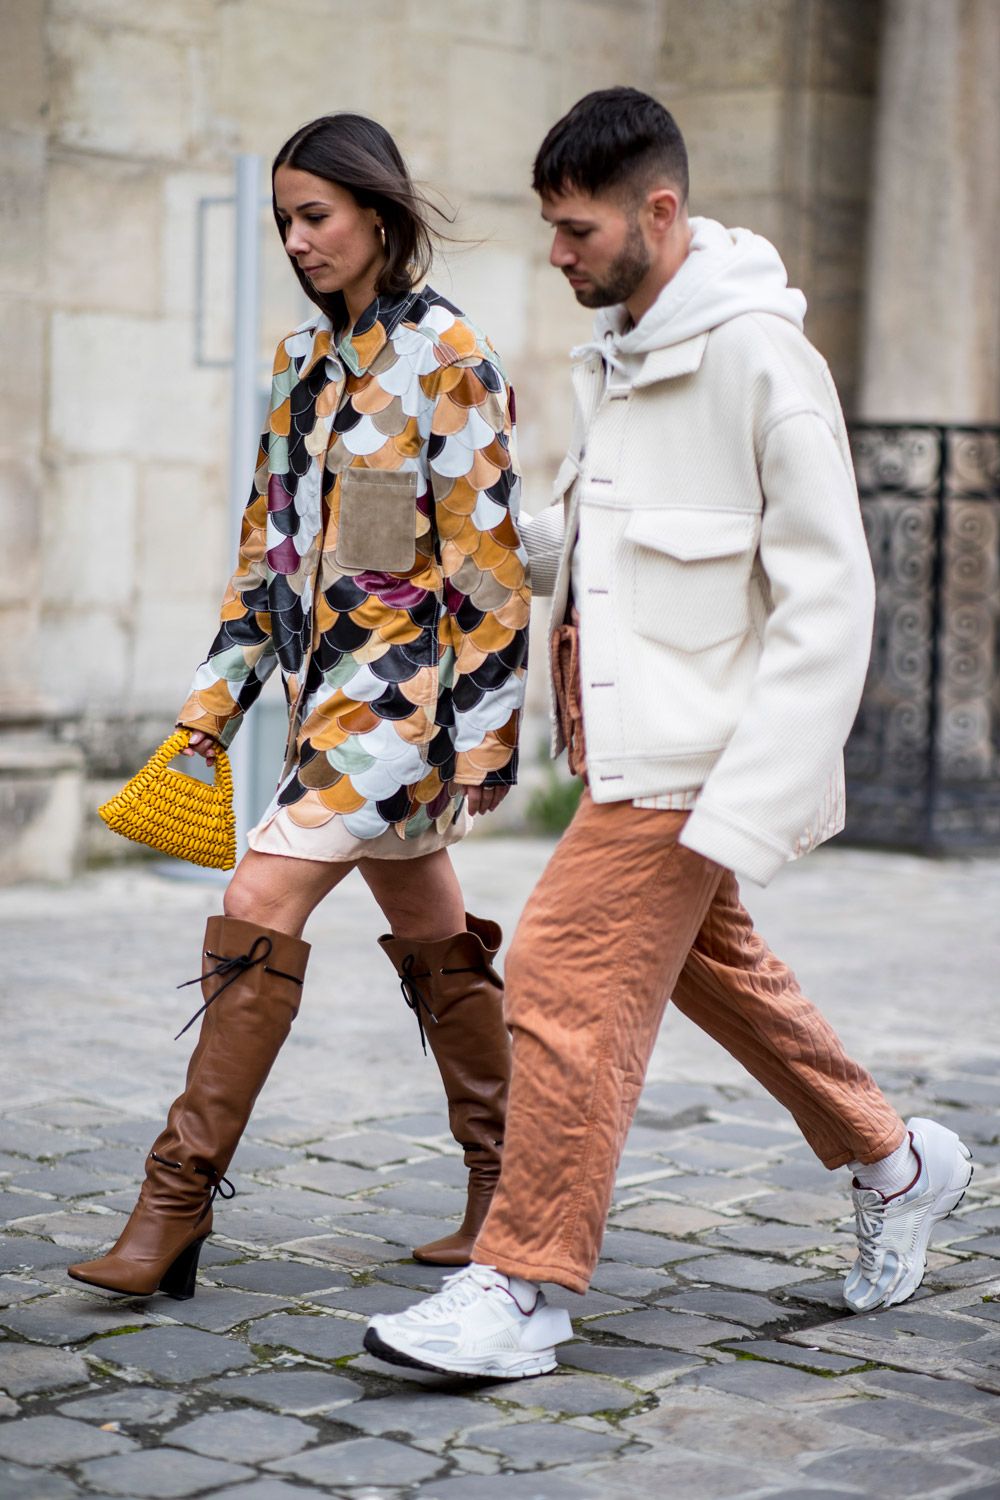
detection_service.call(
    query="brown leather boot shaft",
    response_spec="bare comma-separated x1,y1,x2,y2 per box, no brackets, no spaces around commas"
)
378,913,510,1266
68,916,309,1298
157,915,309,1180
410,1167,501,1266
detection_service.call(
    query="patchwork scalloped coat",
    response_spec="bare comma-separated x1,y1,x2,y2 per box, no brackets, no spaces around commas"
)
177,287,528,847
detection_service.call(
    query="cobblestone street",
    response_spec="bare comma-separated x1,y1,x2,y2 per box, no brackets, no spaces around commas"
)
2,837,999,1499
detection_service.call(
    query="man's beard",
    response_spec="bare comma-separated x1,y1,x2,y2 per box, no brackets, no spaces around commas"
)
570,217,651,308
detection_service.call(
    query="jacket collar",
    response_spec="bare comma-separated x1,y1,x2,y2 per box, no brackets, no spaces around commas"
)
338,288,420,375
571,330,709,391
631,332,709,387
294,288,421,379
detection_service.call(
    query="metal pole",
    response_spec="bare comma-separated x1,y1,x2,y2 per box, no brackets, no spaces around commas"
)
228,154,262,855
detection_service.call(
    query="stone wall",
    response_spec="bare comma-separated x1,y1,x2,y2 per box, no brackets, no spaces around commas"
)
657,0,881,414
18,0,987,879
3,0,899,876
859,0,1000,422
1,0,86,880
0,0,661,875
36,0,657,681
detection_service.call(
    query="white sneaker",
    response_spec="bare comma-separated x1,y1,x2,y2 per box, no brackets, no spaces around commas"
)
363,1263,574,1378
844,1117,973,1312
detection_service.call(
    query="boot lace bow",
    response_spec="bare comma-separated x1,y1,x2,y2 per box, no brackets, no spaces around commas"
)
398,953,438,1055
175,935,302,1040
149,1150,235,1203
397,952,483,1055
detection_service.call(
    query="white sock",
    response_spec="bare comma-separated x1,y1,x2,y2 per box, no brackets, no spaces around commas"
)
479,1265,540,1295
504,1273,542,1311
850,1135,918,1197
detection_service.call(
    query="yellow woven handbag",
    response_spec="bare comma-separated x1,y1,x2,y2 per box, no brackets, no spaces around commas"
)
98,729,237,870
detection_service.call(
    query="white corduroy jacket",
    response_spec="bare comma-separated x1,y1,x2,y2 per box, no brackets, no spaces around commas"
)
523,218,875,887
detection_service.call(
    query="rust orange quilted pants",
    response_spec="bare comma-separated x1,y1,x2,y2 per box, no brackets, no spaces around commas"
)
473,793,906,1292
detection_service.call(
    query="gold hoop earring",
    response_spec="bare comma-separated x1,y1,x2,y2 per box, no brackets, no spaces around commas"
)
376,223,387,250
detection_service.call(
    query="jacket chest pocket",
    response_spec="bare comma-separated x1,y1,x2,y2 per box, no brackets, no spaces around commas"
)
334,467,418,573
625,507,760,653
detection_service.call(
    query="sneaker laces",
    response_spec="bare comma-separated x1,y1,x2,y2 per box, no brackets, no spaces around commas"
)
404,1264,511,1322
853,1188,886,1276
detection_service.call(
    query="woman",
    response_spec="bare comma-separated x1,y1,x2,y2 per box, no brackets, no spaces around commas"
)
68,114,528,1300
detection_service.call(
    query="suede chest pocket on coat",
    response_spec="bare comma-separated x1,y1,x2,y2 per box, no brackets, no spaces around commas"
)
334,467,418,573
626,506,759,652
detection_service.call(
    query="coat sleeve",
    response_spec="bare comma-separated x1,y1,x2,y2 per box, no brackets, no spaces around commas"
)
679,409,875,885
518,503,566,598
520,404,583,597
175,426,279,748
427,363,530,788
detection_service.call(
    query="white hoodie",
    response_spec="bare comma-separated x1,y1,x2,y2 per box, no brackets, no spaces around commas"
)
585,216,807,361
524,218,876,886
566,218,808,609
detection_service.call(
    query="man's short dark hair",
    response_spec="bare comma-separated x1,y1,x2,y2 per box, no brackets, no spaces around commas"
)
532,87,689,205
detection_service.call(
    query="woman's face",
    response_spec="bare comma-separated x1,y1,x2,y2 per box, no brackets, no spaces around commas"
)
273,165,384,303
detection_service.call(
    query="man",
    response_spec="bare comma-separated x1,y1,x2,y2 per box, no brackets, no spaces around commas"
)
363,88,973,1379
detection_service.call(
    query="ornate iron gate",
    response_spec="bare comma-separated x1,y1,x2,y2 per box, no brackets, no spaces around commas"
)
844,424,1000,851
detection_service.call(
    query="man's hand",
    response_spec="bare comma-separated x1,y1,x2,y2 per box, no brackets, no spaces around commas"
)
181,731,218,765
457,784,511,817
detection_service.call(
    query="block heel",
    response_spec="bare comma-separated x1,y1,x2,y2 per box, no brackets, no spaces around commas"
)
158,1236,208,1300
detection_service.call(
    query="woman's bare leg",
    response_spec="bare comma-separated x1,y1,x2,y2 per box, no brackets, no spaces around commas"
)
358,848,468,939
223,849,357,938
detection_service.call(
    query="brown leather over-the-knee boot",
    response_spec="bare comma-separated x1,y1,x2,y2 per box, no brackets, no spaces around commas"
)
68,916,309,1299
378,913,510,1266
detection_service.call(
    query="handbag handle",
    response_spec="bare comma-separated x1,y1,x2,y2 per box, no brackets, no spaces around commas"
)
163,728,234,800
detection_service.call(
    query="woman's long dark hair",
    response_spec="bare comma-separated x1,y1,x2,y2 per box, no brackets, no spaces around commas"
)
272,113,449,329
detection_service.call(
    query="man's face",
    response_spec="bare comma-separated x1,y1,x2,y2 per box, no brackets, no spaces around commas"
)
540,186,651,308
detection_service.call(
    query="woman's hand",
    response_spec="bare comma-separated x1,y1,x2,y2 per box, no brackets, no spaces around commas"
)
458,784,510,817
181,731,218,765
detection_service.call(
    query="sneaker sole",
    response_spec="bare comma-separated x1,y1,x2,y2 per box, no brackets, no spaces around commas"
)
363,1325,558,1379
847,1146,974,1313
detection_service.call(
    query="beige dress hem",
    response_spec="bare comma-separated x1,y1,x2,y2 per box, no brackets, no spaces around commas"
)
247,802,472,864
